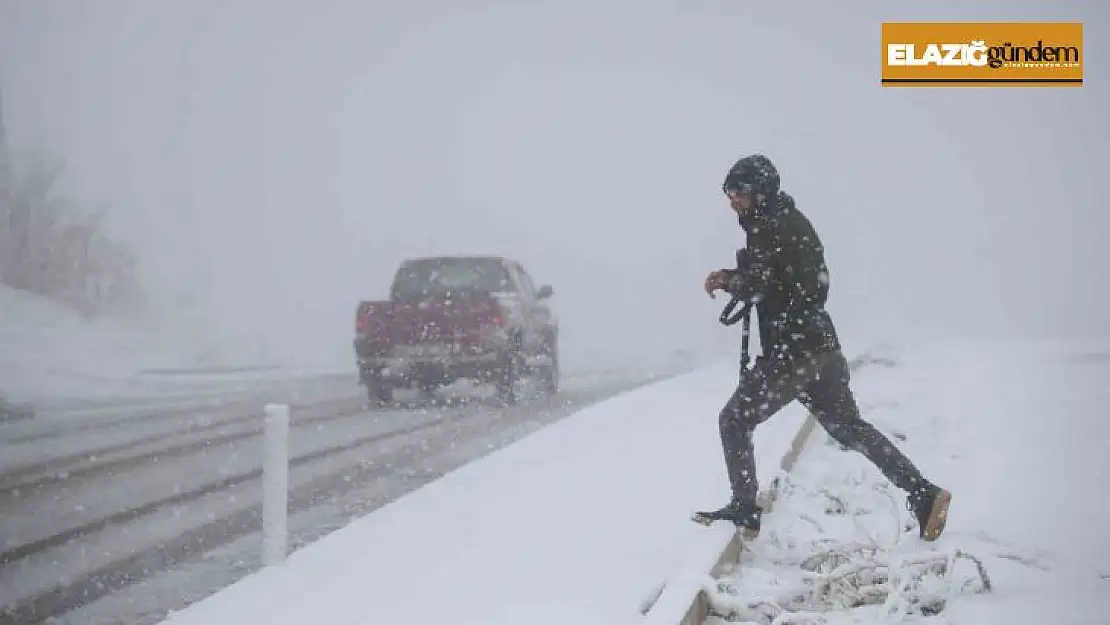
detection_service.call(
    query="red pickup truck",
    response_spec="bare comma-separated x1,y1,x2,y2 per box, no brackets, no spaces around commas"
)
354,255,559,406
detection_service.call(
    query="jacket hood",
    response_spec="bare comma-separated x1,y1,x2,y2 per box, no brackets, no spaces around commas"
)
723,153,791,231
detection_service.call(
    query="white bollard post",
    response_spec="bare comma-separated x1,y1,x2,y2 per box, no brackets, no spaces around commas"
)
262,403,290,566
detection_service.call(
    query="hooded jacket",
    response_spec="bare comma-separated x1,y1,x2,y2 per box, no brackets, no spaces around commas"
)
721,155,841,359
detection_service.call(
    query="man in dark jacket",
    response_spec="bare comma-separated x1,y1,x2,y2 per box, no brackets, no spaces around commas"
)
696,154,951,542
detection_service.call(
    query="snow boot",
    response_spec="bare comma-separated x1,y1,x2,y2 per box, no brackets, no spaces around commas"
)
907,483,951,542
692,499,762,539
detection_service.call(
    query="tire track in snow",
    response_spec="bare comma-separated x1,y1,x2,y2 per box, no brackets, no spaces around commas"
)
0,395,365,494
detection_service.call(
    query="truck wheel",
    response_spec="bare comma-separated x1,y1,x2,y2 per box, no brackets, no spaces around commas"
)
541,347,559,394
417,379,440,404
365,377,392,408
496,350,523,405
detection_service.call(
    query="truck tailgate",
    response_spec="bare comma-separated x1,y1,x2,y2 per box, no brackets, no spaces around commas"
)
356,294,504,357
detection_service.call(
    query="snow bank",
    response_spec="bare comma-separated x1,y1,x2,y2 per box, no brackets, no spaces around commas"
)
703,339,1110,624
0,285,347,404
157,358,814,625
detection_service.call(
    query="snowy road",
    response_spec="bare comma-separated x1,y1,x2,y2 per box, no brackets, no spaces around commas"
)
0,367,678,625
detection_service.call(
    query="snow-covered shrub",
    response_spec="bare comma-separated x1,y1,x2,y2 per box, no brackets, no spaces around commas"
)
0,151,140,315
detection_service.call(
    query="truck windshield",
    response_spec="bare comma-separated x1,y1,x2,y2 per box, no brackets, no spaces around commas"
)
392,258,513,299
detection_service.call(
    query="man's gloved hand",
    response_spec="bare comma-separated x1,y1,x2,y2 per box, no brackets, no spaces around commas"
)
704,269,732,298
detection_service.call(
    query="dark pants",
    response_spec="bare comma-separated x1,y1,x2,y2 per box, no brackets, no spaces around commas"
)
719,348,925,506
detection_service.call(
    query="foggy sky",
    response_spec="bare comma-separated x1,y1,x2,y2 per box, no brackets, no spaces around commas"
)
1,0,1106,370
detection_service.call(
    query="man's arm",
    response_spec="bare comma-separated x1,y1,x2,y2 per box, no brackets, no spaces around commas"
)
721,247,773,304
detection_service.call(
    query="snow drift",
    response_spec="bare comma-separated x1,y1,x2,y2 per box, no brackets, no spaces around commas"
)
0,285,344,405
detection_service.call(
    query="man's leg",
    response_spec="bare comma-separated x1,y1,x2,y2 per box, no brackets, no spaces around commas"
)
711,356,819,515
798,350,951,541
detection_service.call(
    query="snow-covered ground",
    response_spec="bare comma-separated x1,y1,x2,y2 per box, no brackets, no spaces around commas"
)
152,338,1110,625
155,355,817,625
0,285,350,407
8,287,1103,625
706,339,1110,625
